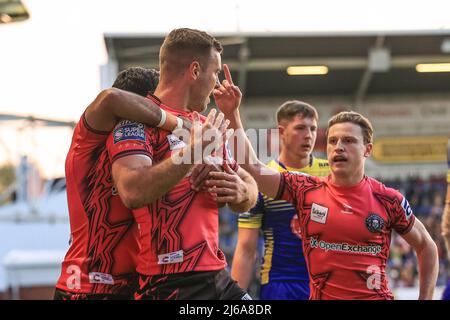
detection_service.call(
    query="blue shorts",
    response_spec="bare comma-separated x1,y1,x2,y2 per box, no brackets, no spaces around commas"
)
260,280,310,300
442,280,450,300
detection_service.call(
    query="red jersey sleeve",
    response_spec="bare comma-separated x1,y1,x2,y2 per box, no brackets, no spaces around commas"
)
107,120,154,163
276,172,323,208
389,190,416,235
275,172,301,207
72,113,110,150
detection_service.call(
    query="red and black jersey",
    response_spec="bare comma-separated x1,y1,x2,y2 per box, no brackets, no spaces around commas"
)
276,174,415,300
56,113,139,296
107,95,238,277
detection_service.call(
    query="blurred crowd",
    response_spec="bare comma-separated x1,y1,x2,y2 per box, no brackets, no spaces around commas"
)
218,174,449,293
384,175,449,288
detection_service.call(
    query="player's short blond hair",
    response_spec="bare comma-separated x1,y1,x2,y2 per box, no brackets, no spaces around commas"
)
160,28,223,75
326,111,373,144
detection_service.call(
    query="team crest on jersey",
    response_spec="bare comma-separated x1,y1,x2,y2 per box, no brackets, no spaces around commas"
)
311,203,328,224
401,197,413,220
365,214,385,233
113,120,145,144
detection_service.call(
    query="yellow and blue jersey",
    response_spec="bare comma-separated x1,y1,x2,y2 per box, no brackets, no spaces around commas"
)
238,157,329,285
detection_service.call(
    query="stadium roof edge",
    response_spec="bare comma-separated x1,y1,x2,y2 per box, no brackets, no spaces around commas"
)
103,28,450,39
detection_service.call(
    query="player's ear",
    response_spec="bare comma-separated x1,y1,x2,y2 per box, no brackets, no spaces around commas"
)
189,61,201,80
364,143,373,157
278,125,285,137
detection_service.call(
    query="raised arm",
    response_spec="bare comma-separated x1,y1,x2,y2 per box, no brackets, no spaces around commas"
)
214,64,280,198
401,218,439,300
84,88,184,133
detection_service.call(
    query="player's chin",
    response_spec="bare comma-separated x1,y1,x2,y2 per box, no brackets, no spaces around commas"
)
331,162,348,172
297,149,311,158
192,104,207,113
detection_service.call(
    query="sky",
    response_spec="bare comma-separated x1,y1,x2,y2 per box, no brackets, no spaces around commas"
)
1,0,450,178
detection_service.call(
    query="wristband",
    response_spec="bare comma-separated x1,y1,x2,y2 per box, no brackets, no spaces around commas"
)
157,109,167,128
175,117,184,131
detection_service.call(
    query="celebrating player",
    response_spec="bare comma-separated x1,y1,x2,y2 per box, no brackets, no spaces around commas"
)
55,67,185,300
213,66,439,300
107,28,258,300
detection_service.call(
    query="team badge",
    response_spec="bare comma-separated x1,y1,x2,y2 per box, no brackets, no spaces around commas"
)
113,120,145,144
365,214,385,233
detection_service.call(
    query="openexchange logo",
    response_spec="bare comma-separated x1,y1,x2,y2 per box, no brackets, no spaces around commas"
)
310,237,382,256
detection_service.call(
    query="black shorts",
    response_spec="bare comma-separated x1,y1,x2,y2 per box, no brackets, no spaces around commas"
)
53,288,132,300
134,269,252,300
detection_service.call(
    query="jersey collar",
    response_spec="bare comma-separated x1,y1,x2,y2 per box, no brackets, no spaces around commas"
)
146,93,191,117
276,155,313,172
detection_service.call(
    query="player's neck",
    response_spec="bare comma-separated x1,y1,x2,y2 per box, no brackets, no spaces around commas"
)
278,151,310,170
330,171,365,187
154,83,190,113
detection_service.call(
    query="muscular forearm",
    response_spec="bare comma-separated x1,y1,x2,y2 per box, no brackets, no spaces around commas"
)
231,244,257,290
87,88,179,132
228,174,258,213
416,240,439,300
119,150,193,209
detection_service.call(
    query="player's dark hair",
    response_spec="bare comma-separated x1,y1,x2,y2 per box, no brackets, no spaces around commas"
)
326,111,373,144
112,67,160,97
159,28,223,75
276,100,319,125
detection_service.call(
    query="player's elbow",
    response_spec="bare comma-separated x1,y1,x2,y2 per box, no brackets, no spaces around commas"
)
116,176,149,210
417,235,438,257
118,188,145,210
97,88,121,110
